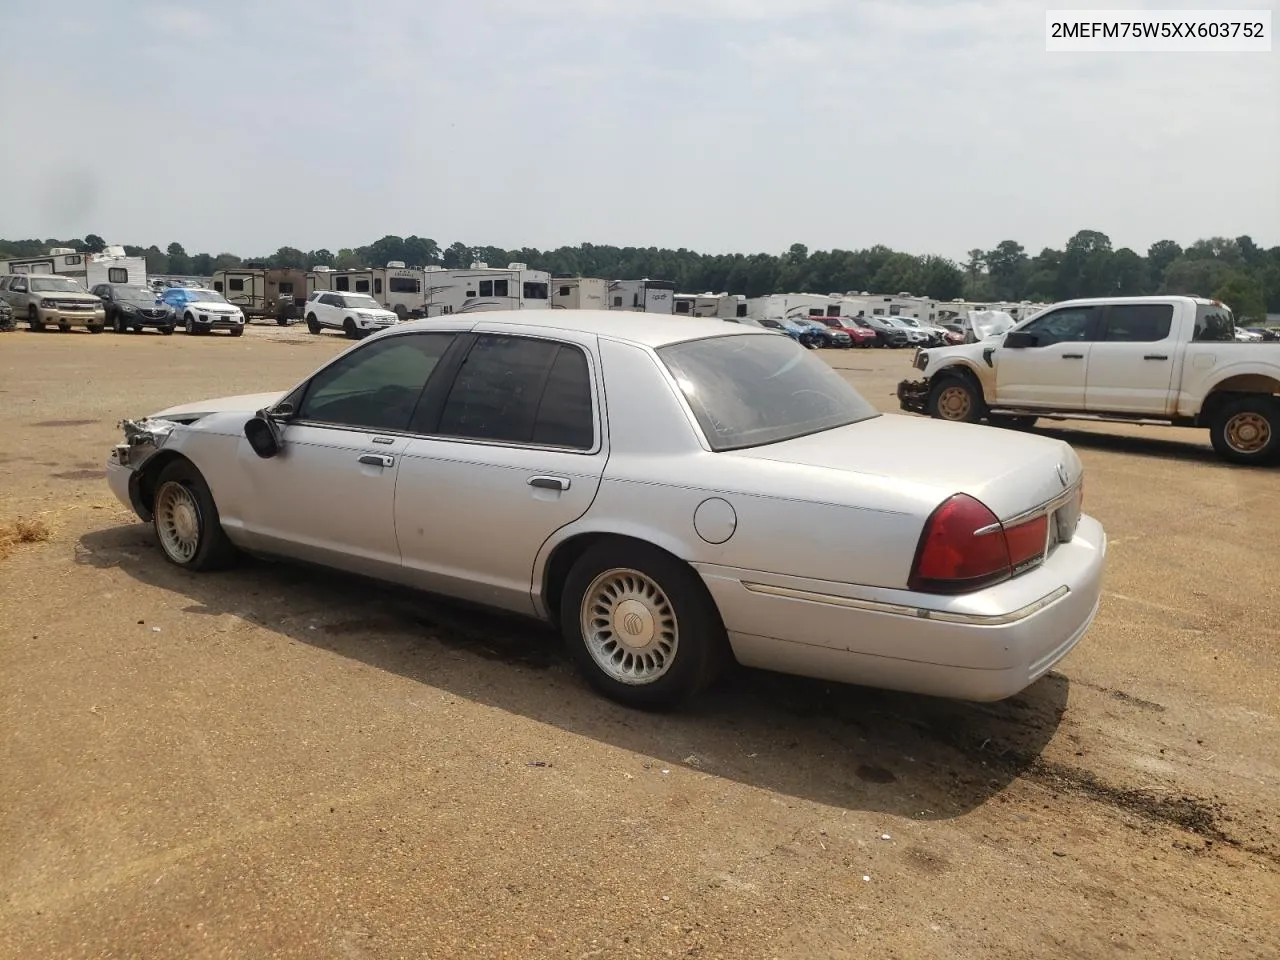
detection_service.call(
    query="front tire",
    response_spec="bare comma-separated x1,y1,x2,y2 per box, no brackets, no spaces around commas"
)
343,317,360,340
230,326,244,337
28,306,44,331
306,314,321,335
1209,397,1279,465
927,374,986,423
561,540,729,709
151,460,239,571
160,325,175,335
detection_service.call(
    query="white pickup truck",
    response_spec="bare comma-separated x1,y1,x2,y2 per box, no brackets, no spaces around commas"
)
897,296,1280,466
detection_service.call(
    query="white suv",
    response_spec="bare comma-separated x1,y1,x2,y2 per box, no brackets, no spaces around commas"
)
304,291,399,339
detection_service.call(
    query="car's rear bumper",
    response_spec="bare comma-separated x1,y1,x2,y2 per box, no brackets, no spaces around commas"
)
696,514,1107,701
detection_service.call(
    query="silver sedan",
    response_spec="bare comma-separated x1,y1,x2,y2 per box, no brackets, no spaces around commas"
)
105,311,1107,709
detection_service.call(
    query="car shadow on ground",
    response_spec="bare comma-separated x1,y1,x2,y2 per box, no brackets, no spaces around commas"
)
77,524,1071,822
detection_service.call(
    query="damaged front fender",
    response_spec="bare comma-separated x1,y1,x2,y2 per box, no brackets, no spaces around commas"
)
112,417,190,522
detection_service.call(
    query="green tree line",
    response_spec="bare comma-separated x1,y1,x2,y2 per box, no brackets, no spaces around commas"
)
2,229,1275,321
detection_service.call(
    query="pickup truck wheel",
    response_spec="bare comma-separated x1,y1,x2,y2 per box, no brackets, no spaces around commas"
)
306,314,321,335
561,541,729,710
151,460,239,571
1210,398,1279,465
927,375,985,423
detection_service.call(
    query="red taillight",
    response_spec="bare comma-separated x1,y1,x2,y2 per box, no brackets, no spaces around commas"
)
908,493,1049,594
1005,514,1049,570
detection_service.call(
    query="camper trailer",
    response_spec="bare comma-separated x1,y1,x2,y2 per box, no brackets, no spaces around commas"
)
673,292,746,318
0,246,148,289
747,293,835,322
606,279,677,314
419,262,551,317
307,262,427,319
211,266,308,321
551,277,608,310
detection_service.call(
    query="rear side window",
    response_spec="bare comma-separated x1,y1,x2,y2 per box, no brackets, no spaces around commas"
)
435,335,594,449
657,333,879,451
1102,304,1174,342
1194,304,1236,342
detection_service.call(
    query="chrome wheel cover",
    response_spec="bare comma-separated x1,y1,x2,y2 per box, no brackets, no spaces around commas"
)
936,385,972,420
580,568,679,685
155,481,201,563
1224,412,1271,454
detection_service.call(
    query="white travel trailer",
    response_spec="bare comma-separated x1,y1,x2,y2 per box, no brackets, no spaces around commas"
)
0,246,148,289
419,262,551,317
212,266,308,320
607,279,677,314
747,293,834,322
551,277,607,310
673,292,747,318
307,262,427,319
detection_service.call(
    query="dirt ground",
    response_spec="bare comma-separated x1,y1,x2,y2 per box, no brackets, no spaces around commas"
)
1,323,1277,960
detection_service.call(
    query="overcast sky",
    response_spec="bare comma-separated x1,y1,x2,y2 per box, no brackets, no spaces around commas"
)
1,0,1275,261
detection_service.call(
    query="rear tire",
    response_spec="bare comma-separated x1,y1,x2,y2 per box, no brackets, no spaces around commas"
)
1209,397,1279,465
927,374,986,423
151,459,239,571
561,540,729,710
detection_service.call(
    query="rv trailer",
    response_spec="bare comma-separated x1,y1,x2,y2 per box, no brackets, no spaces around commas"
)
606,279,676,314
0,246,148,289
307,262,427,319
673,292,746,318
420,262,551,317
211,266,308,322
551,277,608,310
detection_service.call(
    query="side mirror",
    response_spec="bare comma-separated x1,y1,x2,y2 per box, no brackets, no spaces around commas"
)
1003,330,1037,349
244,411,283,459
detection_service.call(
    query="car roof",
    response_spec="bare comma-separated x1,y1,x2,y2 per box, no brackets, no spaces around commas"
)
396,309,759,349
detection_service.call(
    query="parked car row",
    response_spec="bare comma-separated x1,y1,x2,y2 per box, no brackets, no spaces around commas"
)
0,274,247,336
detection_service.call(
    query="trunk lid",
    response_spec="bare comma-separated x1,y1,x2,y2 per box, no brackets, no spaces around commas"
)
728,413,1083,522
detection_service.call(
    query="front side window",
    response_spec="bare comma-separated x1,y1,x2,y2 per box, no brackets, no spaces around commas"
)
1020,306,1098,346
298,333,455,431
657,333,880,451
1103,304,1174,342
434,335,594,448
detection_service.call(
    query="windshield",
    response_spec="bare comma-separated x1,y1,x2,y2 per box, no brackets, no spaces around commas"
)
118,286,159,302
657,333,880,452
29,277,87,293
186,290,229,303
1194,303,1236,342
343,294,382,310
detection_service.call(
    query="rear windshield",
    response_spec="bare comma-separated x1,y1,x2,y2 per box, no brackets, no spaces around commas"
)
1194,303,1236,342
656,333,880,451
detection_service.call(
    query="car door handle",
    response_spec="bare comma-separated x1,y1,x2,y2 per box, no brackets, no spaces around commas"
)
358,453,394,467
528,476,569,491
1061,353,1084,359
1143,354,1169,360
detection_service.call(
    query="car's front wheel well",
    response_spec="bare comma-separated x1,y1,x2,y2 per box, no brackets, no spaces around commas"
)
131,451,193,522
541,533,715,629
